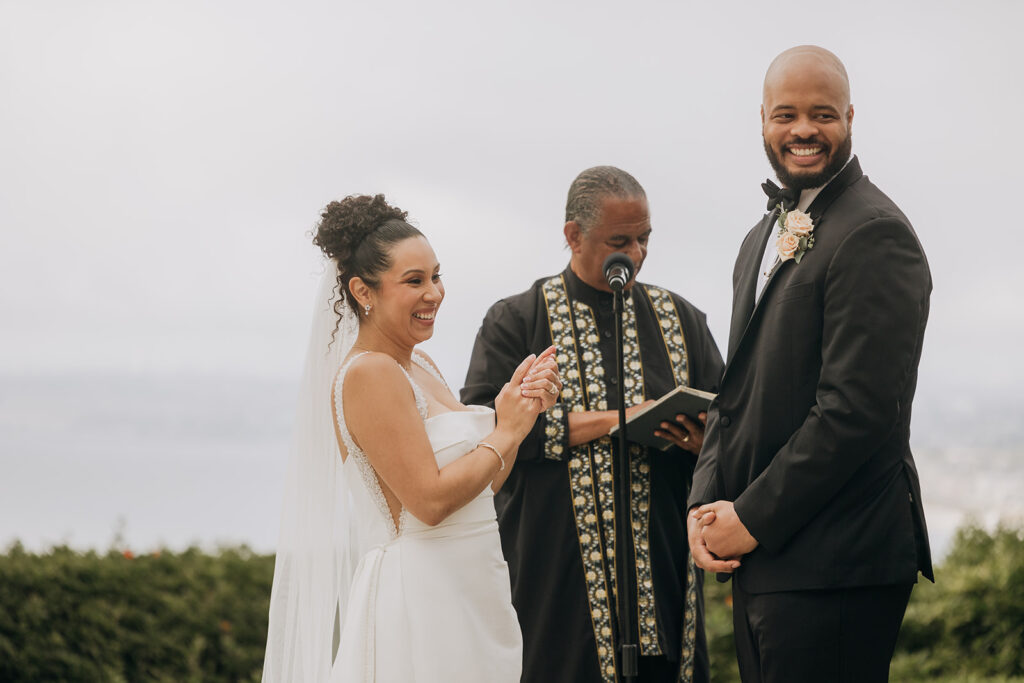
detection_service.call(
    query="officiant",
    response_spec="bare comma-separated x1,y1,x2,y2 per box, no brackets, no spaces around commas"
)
461,166,724,683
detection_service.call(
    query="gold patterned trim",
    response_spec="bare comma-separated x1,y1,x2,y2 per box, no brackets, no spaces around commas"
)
541,277,670,678
616,293,662,656
644,285,690,388
642,285,699,681
543,276,618,681
543,405,567,461
679,554,698,682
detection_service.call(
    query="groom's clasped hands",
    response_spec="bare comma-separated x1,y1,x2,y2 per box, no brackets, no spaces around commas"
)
688,500,758,574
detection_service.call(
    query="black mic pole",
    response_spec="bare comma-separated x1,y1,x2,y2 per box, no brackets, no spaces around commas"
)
607,257,638,683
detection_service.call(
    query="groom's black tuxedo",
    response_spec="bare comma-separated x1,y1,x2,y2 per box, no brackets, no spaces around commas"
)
689,156,933,593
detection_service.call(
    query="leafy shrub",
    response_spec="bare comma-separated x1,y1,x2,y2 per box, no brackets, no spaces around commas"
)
0,521,1020,681
0,545,273,682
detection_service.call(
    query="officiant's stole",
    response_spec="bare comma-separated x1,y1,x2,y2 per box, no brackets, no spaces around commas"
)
541,275,698,682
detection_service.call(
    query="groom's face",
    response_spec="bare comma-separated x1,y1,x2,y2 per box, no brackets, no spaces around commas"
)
761,56,853,190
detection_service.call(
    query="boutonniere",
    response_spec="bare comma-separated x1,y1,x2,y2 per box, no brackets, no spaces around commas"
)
775,207,815,264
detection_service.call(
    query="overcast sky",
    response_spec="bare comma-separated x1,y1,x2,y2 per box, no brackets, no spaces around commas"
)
1,1,1022,549
3,0,1022,394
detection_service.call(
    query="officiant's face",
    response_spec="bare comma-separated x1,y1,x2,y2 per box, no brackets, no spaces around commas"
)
371,236,444,345
761,54,853,190
566,196,651,292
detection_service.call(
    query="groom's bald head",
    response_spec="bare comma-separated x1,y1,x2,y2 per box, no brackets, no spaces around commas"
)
763,45,851,111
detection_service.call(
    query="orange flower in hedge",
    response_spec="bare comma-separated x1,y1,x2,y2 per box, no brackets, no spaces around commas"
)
122,550,134,559
219,620,232,633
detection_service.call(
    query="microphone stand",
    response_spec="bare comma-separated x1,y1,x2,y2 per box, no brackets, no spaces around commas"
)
612,284,638,683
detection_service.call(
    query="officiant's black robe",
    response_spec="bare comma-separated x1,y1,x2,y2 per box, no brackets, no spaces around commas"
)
462,267,723,683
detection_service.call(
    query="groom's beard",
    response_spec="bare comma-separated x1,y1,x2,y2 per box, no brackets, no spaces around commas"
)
764,131,853,191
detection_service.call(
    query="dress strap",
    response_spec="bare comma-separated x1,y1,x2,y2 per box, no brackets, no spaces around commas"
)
336,352,430,424
394,362,430,420
333,351,418,539
333,352,371,460
412,350,453,395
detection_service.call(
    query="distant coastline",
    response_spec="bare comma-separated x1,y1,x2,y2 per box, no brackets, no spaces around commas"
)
2,373,1021,559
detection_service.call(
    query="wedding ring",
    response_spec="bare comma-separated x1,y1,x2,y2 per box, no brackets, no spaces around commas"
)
682,435,690,442
546,384,559,396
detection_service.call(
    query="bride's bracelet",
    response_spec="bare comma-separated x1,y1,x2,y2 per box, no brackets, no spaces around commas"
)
476,441,505,471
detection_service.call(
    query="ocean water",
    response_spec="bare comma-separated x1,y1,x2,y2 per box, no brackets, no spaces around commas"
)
1,373,1020,559
0,373,295,553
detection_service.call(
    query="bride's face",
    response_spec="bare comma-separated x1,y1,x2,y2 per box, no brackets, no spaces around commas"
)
369,236,444,346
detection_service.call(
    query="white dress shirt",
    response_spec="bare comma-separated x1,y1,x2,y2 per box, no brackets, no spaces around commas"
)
755,159,854,302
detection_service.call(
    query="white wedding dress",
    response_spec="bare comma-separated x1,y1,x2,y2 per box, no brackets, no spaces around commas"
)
329,352,522,682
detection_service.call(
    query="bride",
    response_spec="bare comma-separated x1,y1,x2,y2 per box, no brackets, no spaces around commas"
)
262,194,560,682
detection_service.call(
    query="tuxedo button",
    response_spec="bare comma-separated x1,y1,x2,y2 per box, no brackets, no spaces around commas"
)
720,415,732,428
603,330,612,339
610,377,618,385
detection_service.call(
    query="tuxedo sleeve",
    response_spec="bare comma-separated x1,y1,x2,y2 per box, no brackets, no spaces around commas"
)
688,404,724,510
686,268,736,511
460,298,570,463
690,308,725,394
733,217,931,552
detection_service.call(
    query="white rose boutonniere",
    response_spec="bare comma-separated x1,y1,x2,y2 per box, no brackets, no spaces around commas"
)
776,208,816,264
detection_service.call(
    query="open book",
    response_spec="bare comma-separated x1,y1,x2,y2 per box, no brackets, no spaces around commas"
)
608,385,717,451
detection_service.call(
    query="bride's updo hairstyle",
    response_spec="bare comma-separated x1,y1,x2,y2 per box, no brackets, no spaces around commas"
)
313,194,423,326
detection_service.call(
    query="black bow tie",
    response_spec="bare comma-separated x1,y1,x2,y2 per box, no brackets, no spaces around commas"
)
762,179,800,212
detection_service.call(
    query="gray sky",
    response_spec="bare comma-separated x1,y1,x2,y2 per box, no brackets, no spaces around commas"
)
2,0,1021,387
2,0,1022,550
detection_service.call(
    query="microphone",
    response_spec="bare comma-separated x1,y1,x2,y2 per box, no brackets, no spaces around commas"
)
603,253,635,292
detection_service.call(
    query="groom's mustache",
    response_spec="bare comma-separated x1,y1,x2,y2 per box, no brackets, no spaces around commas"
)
785,136,829,151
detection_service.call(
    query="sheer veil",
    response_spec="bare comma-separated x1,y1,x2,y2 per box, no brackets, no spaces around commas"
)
263,260,358,682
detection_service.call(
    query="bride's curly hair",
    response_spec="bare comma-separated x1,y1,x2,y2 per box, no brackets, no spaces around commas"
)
313,194,423,330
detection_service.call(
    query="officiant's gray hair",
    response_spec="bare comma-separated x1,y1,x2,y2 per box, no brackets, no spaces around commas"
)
565,166,646,235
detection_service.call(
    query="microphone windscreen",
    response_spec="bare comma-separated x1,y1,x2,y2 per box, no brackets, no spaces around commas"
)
602,252,634,280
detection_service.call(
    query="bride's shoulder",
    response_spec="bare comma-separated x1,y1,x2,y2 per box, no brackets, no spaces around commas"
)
338,352,407,390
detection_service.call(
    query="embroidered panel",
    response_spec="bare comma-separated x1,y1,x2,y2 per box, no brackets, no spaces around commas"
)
541,276,617,681
679,554,698,682
642,285,700,681
629,446,660,654
615,293,661,656
541,276,665,676
644,285,690,388
543,405,567,461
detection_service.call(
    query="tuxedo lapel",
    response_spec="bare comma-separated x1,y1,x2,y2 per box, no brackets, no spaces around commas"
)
725,157,865,367
805,156,863,222
727,210,777,361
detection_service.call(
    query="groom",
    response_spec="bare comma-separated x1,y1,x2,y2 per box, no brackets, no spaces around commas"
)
687,46,933,682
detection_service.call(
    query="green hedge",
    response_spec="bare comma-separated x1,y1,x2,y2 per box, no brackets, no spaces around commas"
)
1,522,1021,681
0,545,273,682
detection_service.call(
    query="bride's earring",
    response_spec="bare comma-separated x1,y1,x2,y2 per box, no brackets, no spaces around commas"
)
364,303,372,316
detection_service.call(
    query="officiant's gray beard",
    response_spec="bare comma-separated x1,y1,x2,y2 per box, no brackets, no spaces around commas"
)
765,132,852,191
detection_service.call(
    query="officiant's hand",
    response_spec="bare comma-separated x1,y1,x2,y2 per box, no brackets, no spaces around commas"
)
655,412,707,455
697,501,758,559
